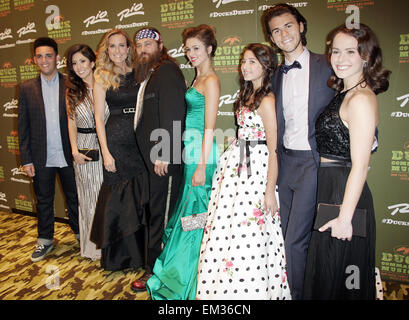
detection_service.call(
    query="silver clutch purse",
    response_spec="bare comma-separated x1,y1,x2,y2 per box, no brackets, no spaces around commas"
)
181,212,207,232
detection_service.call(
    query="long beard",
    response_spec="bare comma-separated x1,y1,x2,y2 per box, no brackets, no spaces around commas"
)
134,51,160,83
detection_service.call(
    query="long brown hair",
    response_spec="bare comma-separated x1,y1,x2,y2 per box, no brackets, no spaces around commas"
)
66,44,96,119
234,43,277,114
328,23,391,94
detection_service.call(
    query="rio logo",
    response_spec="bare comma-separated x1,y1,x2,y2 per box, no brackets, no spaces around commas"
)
83,10,109,28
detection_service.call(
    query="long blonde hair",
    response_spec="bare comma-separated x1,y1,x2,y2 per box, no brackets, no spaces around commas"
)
94,29,134,90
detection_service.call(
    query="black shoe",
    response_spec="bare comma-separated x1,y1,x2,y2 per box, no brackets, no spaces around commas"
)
31,244,54,262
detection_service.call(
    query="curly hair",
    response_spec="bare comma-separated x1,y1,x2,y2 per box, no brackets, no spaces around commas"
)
182,24,217,57
234,43,277,114
94,29,134,90
328,23,391,95
65,44,96,119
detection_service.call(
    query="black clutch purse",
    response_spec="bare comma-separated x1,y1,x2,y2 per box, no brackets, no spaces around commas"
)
313,203,367,237
78,148,99,162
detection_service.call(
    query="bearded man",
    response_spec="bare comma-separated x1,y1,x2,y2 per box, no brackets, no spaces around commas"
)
131,28,186,292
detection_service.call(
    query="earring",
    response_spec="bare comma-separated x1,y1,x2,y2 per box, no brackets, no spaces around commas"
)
363,60,368,67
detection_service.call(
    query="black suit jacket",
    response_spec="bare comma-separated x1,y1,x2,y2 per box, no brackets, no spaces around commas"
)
271,51,335,169
18,72,73,168
135,60,187,176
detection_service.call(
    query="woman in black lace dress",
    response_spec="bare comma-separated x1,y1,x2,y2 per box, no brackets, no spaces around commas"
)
303,24,390,299
90,29,148,271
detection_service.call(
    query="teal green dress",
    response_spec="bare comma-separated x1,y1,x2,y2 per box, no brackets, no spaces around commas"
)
146,87,219,300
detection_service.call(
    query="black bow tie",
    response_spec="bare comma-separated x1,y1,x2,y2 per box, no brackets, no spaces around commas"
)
280,60,302,74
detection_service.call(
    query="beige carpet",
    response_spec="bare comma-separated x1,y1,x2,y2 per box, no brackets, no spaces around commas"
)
0,211,149,300
0,211,408,300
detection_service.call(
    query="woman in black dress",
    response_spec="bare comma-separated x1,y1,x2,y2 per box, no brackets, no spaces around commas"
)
90,29,148,271
303,24,390,299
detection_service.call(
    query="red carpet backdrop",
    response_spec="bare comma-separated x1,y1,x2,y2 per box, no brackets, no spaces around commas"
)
0,0,408,286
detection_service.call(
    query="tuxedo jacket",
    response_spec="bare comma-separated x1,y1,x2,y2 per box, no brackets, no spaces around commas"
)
18,72,73,168
271,51,335,168
135,60,187,176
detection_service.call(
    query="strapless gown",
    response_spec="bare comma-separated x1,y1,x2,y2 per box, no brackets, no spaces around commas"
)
196,106,291,300
146,87,219,300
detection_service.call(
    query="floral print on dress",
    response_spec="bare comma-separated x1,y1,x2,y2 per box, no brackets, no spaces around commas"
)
223,259,234,278
236,107,266,141
241,200,266,230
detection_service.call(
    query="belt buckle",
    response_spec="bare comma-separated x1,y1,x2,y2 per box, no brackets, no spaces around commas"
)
123,107,135,114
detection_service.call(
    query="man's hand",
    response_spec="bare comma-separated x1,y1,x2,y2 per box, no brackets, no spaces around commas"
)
154,160,169,177
23,164,35,177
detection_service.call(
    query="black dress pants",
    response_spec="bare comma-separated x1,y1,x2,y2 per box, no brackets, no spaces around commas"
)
146,171,183,273
32,166,79,240
277,149,318,300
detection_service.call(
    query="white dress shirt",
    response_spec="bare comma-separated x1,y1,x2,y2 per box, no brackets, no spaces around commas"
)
282,48,311,150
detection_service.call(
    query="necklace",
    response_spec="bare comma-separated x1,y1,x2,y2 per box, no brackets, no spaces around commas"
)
343,79,366,93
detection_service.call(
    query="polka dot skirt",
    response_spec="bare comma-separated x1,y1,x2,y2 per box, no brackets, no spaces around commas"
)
196,109,291,300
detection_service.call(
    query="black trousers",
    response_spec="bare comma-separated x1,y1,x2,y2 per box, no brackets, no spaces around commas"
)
32,166,79,240
146,171,183,273
277,149,318,300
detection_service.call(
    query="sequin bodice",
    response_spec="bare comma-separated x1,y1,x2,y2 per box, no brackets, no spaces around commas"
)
315,91,378,161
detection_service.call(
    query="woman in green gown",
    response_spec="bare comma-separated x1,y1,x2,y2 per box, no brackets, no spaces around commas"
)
146,24,220,300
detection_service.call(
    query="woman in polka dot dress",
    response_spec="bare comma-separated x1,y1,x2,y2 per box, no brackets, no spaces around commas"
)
196,44,291,300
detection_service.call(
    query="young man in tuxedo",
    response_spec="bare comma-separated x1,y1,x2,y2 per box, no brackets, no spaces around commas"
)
18,37,79,262
263,4,335,299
